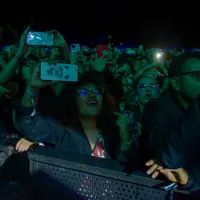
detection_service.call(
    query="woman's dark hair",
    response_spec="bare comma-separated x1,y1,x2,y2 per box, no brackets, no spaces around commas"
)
56,83,119,154
58,84,116,130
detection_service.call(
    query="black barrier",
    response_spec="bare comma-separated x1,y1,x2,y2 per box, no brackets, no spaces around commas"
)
0,140,196,200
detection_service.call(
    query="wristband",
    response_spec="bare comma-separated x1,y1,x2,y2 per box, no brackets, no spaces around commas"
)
121,138,133,145
26,88,39,117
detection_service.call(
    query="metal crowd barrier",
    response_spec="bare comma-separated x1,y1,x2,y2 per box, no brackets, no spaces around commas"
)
0,140,196,200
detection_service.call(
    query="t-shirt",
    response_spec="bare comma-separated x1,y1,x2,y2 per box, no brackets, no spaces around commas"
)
91,134,106,158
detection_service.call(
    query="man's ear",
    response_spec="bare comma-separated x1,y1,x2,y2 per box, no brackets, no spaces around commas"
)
169,77,180,91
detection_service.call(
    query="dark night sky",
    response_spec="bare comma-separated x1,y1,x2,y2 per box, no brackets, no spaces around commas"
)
1,2,199,47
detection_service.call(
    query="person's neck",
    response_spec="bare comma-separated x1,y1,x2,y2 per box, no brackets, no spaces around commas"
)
79,116,97,131
139,104,145,113
176,93,192,110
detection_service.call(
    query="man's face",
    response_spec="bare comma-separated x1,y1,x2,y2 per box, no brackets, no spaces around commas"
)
175,58,200,101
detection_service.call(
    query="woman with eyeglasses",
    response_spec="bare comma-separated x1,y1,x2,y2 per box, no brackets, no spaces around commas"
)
121,75,161,173
142,66,169,93
136,76,161,112
124,75,161,142
125,65,167,122
14,70,134,161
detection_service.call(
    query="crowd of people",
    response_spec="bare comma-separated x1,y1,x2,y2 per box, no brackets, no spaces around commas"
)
0,25,200,199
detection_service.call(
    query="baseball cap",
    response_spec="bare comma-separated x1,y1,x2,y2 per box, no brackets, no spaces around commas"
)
168,52,200,77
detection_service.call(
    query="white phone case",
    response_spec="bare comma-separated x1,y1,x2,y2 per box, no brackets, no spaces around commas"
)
40,62,78,82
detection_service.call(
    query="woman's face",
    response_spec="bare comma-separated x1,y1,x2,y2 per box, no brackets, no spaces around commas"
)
76,83,103,117
143,67,169,92
137,77,160,105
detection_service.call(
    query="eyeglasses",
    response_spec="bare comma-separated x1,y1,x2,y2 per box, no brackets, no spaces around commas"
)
137,83,159,91
179,70,200,81
77,87,104,97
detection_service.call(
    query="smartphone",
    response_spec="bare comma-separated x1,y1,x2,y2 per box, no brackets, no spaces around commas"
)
40,62,78,82
27,31,54,46
97,45,108,58
71,44,80,54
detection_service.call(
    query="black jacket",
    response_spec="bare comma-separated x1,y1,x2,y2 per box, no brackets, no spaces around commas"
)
139,91,200,192
14,106,136,163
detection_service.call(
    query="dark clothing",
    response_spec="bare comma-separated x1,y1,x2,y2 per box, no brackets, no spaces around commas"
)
0,99,19,139
0,153,31,199
15,107,135,162
126,105,142,124
139,91,200,191
0,105,5,137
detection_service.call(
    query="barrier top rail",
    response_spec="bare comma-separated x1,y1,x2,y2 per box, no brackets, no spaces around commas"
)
0,139,193,200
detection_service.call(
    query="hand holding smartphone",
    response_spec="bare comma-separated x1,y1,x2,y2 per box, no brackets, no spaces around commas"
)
40,62,78,82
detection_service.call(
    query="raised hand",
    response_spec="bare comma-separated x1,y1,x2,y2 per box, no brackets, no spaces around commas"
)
28,63,56,89
145,159,189,185
16,26,31,58
50,30,66,48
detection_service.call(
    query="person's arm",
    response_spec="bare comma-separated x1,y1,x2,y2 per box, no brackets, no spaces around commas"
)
142,98,200,169
51,82,65,97
0,26,30,85
112,113,137,162
145,159,199,192
117,143,137,164
182,164,200,192
15,86,65,145
15,105,65,145
21,86,40,108
0,56,22,85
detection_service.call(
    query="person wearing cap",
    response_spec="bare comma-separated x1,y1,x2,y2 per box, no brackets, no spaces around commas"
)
137,53,200,192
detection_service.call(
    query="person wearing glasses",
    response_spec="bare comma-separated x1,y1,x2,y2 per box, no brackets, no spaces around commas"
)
142,66,169,93
14,70,134,161
138,53,200,192
135,75,161,113
123,74,161,145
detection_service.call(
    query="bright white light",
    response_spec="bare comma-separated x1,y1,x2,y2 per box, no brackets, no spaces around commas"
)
29,33,34,38
156,53,162,59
